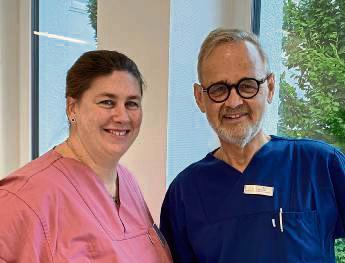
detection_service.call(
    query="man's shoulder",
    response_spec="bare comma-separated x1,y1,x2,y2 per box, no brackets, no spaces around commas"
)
170,153,214,187
271,135,339,155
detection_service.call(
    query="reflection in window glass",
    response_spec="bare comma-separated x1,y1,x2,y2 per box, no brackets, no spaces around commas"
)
38,0,97,155
260,0,345,260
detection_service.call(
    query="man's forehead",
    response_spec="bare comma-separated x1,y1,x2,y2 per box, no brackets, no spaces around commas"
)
201,41,266,81
208,41,241,57
206,41,262,63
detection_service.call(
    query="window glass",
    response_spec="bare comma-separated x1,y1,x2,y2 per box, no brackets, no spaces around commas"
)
278,0,345,152
260,0,345,260
258,0,284,136
37,0,97,155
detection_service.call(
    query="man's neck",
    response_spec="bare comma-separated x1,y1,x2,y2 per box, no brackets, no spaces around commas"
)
215,132,271,173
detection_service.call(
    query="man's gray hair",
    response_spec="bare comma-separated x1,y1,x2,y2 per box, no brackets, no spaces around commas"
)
197,28,270,82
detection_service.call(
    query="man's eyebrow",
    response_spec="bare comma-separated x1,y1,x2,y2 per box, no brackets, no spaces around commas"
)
206,80,229,87
207,77,259,87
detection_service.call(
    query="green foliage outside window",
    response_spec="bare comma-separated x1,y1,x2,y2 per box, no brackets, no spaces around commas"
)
87,0,97,40
279,0,345,151
279,0,345,261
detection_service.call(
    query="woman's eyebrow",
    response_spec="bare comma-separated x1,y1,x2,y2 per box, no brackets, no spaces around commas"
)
127,95,141,100
96,93,141,100
96,92,117,99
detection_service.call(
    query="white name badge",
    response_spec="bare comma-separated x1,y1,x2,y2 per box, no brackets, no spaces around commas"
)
243,185,274,197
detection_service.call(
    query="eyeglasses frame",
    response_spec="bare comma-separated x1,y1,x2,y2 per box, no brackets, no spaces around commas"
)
201,73,272,103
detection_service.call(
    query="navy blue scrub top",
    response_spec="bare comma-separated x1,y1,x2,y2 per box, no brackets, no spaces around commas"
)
160,136,345,263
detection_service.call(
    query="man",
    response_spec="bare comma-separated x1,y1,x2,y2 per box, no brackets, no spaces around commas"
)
160,28,345,262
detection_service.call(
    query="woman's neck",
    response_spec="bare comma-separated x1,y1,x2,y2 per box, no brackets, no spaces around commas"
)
55,136,118,197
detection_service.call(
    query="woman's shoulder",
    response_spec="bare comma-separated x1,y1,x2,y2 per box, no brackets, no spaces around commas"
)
0,150,66,215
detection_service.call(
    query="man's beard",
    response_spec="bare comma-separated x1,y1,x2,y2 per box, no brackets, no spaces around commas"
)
209,106,266,148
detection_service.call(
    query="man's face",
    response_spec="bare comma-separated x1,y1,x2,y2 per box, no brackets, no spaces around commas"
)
194,41,275,147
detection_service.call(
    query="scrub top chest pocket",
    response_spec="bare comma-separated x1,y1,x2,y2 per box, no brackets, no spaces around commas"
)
271,183,324,262
236,209,322,262
275,210,323,262
188,182,324,263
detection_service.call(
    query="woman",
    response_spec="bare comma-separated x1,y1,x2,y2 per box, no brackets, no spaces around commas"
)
0,50,172,262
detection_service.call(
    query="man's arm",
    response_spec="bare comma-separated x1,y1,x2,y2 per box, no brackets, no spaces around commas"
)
331,149,345,238
160,181,198,263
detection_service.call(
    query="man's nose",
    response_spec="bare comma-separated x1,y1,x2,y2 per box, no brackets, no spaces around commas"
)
224,88,244,108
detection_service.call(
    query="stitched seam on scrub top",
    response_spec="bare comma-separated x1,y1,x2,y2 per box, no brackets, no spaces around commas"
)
53,164,124,240
0,189,55,263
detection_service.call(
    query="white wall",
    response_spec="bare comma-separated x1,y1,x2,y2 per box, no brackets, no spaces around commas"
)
0,0,20,177
98,0,252,221
1,0,254,220
167,0,252,185
97,0,171,222
0,0,31,179
19,0,32,170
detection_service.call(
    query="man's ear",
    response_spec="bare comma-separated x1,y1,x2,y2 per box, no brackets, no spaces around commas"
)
193,83,206,113
267,73,275,104
66,96,78,121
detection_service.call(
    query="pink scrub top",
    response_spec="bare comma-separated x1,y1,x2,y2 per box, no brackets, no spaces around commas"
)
0,150,172,262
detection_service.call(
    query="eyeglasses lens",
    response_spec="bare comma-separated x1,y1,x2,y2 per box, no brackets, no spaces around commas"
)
208,84,229,102
238,79,259,98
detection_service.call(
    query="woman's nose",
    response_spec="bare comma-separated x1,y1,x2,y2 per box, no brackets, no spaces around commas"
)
112,105,130,122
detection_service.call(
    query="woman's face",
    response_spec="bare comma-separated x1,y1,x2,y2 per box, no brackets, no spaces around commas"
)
69,71,142,161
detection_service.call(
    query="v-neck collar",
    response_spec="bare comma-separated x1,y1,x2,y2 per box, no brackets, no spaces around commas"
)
207,135,276,175
49,150,148,241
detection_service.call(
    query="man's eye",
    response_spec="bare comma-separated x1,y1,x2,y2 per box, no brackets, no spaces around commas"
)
209,84,228,97
239,80,258,93
126,101,140,109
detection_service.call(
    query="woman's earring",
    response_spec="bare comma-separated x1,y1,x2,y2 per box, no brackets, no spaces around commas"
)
70,117,76,123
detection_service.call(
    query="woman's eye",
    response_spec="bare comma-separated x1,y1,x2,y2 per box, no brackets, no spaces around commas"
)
126,101,140,109
99,100,114,107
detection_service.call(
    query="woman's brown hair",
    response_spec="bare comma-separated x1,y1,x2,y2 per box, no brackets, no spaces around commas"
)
66,50,144,100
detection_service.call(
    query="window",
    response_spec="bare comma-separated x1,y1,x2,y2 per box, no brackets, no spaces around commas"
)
257,0,345,260
32,0,97,157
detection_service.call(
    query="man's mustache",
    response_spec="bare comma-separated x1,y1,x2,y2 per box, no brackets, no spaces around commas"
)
220,106,249,116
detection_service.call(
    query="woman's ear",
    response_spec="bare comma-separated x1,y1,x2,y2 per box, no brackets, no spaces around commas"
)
66,96,78,122
193,83,206,113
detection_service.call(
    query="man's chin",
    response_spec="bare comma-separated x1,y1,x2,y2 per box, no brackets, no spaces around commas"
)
219,134,250,148
214,125,261,148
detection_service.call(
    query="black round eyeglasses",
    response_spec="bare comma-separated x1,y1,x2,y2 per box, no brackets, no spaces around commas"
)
201,74,272,103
